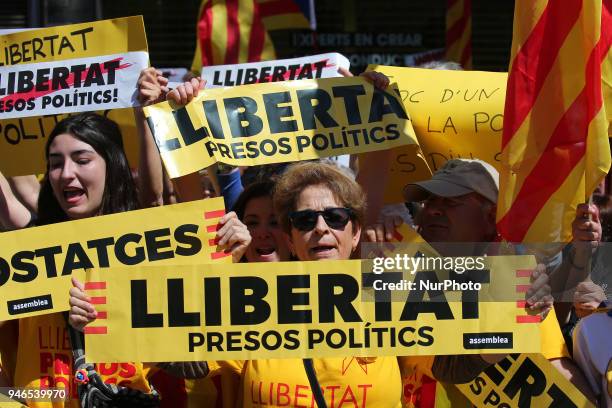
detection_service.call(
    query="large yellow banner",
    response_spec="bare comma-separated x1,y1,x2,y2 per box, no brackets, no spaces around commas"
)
85,255,541,362
0,108,139,176
367,66,507,203
0,16,147,66
144,77,418,178
0,16,148,120
456,353,594,408
0,198,228,321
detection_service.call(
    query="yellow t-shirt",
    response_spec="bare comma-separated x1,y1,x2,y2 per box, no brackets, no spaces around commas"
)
14,314,153,408
222,357,402,407
147,361,240,408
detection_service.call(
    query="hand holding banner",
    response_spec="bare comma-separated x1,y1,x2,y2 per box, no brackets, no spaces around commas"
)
84,255,541,362
202,53,350,88
0,198,228,320
144,77,418,177
367,66,506,171
365,66,506,203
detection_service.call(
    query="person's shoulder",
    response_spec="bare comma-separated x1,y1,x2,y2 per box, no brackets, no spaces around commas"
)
575,310,612,338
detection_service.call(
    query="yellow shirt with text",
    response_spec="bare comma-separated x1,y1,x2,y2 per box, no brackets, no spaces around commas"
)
222,357,402,407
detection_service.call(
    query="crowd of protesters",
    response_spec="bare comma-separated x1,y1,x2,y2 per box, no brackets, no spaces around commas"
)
0,63,609,408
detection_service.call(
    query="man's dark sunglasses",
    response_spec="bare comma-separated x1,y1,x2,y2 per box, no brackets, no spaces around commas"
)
289,207,354,231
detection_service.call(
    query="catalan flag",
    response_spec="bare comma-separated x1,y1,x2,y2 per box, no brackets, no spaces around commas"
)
190,0,277,74
496,0,612,243
191,0,315,74
258,0,316,31
605,39,612,137
445,0,472,69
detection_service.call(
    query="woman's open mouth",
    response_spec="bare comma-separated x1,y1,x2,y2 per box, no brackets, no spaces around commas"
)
63,187,85,204
255,247,276,256
309,245,337,255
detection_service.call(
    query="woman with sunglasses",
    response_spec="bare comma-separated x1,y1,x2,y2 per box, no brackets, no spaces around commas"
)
218,161,403,407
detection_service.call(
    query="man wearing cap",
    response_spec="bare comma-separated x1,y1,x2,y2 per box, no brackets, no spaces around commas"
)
400,160,542,381
373,158,597,402
404,159,500,253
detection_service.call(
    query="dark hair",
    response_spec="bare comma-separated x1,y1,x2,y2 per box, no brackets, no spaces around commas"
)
232,181,275,220
37,113,139,225
241,164,289,188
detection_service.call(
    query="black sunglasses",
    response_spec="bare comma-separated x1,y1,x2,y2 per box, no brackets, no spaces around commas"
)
289,207,354,231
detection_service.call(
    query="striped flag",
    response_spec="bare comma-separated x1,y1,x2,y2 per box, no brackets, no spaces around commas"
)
496,0,611,243
258,0,316,30
605,38,612,137
190,0,277,73
445,0,472,69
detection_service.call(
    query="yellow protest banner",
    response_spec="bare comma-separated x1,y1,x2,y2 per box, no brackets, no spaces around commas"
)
0,17,147,66
382,144,433,203
0,198,228,321
456,353,594,408
0,16,148,119
85,255,541,362
144,77,418,178
366,66,507,203
0,108,138,176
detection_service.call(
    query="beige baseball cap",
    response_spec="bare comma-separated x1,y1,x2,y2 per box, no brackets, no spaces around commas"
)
403,159,499,204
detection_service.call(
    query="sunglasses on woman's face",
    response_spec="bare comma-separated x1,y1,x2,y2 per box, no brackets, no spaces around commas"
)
289,207,354,231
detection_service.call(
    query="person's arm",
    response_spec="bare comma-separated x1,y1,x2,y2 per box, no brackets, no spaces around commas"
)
164,77,209,202
550,203,601,322
135,107,164,207
8,175,39,213
548,357,597,403
135,67,169,207
572,316,603,402
214,165,243,210
173,172,206,202
355,71,393,224
0,170,31,230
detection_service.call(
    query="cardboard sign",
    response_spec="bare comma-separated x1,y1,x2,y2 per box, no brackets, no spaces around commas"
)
366,66,506,203
202,53,350,88
144,77,418,177
0,108,139,176
0,16,148,119
84,255,541,362
0,198,228,320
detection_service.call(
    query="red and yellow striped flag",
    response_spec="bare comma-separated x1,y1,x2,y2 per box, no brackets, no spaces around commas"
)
190,0,277,74
496,0,611,243
257,0,313,31
445,0,472,69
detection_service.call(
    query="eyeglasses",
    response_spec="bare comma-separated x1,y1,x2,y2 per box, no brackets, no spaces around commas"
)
289,207,354,231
